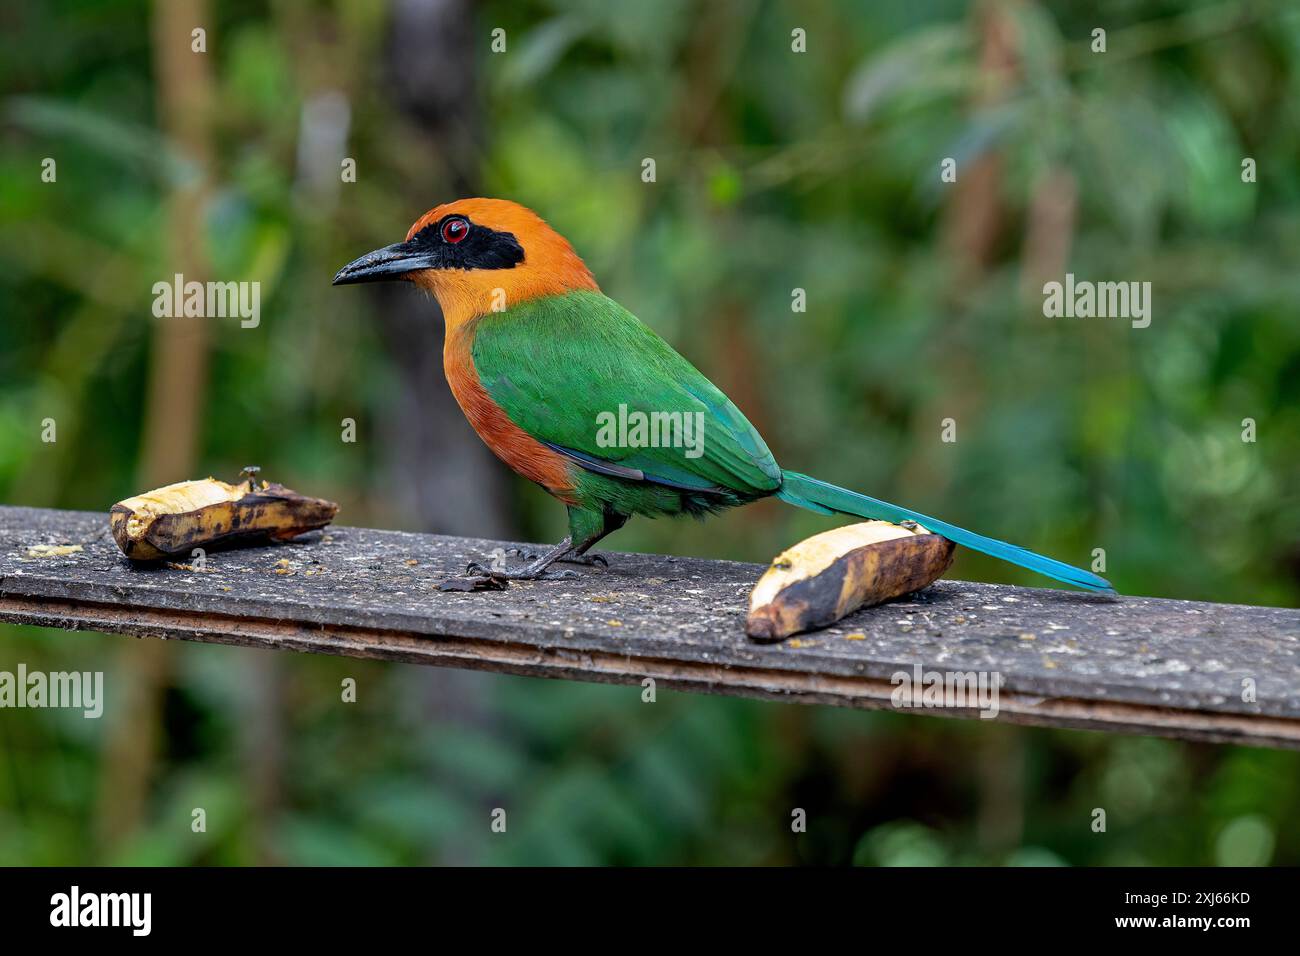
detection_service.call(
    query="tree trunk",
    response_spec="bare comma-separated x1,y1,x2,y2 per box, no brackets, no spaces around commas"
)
373,0,513,541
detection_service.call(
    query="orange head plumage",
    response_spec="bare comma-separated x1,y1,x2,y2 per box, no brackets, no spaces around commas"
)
333,198,598,328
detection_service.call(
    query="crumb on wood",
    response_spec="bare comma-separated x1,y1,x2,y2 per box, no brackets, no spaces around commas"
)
27,543,83,558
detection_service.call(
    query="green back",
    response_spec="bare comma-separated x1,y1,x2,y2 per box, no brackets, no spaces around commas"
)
471,290,780,497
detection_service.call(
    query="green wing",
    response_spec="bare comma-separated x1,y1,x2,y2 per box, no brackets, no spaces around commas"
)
471,290,780,497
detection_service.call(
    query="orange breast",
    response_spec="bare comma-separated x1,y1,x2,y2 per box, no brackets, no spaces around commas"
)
444,319,578,502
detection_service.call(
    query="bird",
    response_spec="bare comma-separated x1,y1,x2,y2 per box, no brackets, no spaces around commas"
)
333,198,1113,593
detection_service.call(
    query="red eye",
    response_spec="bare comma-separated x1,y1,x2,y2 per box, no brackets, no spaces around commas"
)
442,218,469,244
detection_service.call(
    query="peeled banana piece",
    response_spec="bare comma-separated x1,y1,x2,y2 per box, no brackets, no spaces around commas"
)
110,469,338,561
746,520,954,642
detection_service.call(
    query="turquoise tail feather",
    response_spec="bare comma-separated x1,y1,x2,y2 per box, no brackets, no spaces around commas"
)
776,471,1115,594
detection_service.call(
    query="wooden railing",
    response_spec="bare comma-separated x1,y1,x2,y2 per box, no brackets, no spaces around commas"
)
2,506,1297,748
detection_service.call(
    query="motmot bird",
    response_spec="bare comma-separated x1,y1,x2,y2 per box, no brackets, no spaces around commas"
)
334,198,1113,593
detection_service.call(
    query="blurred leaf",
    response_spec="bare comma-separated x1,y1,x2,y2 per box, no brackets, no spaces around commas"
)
842,24,971,123
6,95,198,187
498,15,589,90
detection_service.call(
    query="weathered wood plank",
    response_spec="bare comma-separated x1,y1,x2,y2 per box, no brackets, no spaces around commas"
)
1,505,1297,747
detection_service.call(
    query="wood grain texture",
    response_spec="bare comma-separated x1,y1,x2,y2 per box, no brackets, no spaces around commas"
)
1,506,1297,747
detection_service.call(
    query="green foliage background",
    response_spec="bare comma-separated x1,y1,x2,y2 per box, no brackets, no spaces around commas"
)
0,0,1297,865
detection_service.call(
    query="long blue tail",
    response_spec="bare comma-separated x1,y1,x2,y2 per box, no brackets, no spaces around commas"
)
776,471,1115,594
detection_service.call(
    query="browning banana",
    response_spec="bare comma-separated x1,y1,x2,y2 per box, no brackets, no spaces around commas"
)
746,520,954,642
109,469,338,561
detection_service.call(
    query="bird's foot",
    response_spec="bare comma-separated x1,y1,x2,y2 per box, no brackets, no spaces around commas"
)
501,544,607,571
556,551,610,568
463,559,578,581
441,536,592,586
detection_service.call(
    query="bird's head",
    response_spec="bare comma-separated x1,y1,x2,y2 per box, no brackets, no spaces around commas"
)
332,198,598,326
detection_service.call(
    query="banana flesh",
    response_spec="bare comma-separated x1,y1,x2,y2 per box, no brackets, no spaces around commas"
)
109,472,338,561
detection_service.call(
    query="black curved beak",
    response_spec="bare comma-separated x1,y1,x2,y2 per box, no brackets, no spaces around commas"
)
332,241,437,285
